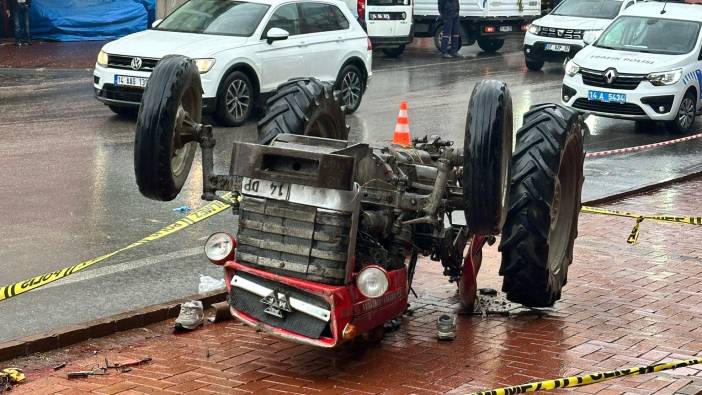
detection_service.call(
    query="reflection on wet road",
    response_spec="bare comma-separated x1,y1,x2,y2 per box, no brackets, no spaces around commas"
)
0,37,700,341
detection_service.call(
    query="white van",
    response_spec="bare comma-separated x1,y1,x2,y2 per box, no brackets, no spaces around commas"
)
413,0,540,53
344,0,414,57
562,1,702,134
524,0,640,71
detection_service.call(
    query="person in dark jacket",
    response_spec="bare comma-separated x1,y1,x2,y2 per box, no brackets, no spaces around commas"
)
438,0,460,58
12,0,31,46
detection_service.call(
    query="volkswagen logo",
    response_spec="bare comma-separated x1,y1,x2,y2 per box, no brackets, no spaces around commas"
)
604,68,618,84
130,57,143,71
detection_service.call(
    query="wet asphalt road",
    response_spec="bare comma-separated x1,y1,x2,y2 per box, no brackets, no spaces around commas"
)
1,37,701,341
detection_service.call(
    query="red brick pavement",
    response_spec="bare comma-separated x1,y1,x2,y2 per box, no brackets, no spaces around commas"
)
7,178,702,394
0,39,105,69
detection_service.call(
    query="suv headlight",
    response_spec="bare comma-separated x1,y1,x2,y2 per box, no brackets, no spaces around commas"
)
528,24,539,34
647,69,682,86
565,60,580,77
97,50,108,67
194,58,216,74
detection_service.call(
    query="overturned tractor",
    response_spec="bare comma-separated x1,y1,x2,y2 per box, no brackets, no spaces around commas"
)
134,55,584,347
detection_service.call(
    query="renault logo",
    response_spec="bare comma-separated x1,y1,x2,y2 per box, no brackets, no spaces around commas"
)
604,68,618,84
130,57,143,71
557,29,564,37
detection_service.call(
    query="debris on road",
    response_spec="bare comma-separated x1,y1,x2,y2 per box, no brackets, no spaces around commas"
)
198,274,225,293
174,300,204,331
67,368,107,379
52,362,66,371
0,368,25,392
172,205,192,214
437,314,456,341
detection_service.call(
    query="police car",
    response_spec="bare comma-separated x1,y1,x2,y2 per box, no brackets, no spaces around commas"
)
562,1,702,133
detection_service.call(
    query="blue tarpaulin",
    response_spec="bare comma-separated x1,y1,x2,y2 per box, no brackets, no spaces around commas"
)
29,0,156,42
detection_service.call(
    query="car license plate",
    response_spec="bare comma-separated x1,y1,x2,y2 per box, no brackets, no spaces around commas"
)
241,177,291,201
499,25,512,32
588,90,626,104
114,75,148,88
545,43,570,52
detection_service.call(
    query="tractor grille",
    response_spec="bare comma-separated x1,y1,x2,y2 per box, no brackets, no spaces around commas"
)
229,271,331,339
236,197,351,285
581,68,646,90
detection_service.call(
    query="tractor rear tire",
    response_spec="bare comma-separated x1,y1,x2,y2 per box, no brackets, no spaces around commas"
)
499,103,585,307
257,78,349,145
463,80,513,235
134,55,201,201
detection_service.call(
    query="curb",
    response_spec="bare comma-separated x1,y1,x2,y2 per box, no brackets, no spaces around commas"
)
583,170,702,206
0,289,226,362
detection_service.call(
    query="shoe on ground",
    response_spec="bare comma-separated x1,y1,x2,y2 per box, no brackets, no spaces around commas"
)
175,300,204,331
441,53,452,59
437,314,456,341
450,53,464,59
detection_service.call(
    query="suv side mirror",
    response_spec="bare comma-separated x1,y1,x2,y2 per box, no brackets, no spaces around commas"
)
151,19,163,29
266,28,290,44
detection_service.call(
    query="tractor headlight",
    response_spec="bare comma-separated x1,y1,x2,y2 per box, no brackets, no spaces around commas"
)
647,69,682,86
356,266,389,298
527,24,539,34
565,59,580,77
204,232,236,265
194,58,216,74
97,50,108,67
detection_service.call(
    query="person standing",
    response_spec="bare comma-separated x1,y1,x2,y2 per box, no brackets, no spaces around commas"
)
438,0,460,58
12,0,31,46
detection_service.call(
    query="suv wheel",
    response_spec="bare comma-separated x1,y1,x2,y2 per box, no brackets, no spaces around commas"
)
214,71,254,127
666,91,696,134
336,64,364,114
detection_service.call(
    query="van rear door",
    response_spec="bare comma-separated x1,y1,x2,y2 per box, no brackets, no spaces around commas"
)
365,0,413,39
485,0,540,17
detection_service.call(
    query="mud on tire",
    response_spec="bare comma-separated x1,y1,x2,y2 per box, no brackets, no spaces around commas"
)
257,78,349,144
499,103,585,307
463,80,513,236
134,55,201,201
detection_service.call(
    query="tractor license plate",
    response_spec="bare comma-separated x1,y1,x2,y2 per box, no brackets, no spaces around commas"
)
114,75,148,88
545,43,570,52
588,90,626,104
241,178,291,201
499,25,512,32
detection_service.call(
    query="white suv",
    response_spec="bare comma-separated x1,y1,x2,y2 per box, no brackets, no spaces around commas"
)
563,1,702,134
93,0,372,126
524,0,640,71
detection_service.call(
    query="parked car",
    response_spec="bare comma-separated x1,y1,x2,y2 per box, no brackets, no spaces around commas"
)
524,0,641,71
344,0,414,57
93,0,372,126
562,1,702,133
412,0,540,53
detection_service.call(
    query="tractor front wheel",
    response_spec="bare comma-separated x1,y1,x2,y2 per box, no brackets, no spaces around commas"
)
499,104,585,307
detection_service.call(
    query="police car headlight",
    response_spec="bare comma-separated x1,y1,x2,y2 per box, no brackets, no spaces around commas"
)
97,50,108,67
194,58,216,74
204,232,236,265
527,24,539,34
647,69,682,86
565,60,580,77
356,266,389,298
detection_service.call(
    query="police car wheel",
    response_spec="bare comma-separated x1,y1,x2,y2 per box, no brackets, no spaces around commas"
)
463,80,513,236
135,55,201,201
666,91,696,134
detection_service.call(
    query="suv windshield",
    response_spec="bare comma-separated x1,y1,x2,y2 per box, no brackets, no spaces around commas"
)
595,16,701,55
156,0,270,37
552,0,622,19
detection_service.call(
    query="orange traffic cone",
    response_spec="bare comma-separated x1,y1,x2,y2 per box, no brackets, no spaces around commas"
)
393,101,411,147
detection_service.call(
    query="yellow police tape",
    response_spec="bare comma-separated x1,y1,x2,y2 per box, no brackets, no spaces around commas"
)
0,193,234,303
581,206,702,245
470,357,701,395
